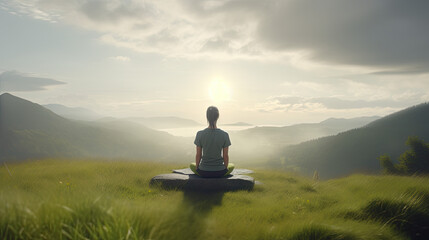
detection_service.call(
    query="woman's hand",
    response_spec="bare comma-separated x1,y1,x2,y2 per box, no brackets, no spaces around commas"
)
223,147,229,167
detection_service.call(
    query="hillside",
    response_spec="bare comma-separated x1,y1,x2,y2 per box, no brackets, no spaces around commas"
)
0,93,190,162
1,160,428,240
276,103,429,179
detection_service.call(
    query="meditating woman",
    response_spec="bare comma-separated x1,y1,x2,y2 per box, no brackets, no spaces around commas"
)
190,106,235,177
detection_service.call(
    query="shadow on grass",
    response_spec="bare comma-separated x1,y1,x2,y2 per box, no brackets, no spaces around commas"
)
151,190,225,240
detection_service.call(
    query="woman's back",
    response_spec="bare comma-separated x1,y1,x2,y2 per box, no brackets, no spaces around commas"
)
194,128,231,171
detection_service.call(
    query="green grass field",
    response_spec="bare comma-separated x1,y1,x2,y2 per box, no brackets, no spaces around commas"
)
1,160,428,240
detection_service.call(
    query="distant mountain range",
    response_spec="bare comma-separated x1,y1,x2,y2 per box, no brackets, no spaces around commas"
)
125,116,202,129
3,93,429,179
223,122,253,126
44,103,202,129
0,93,191,162
229,116,379,164
232,116,379,147
0,93,382,166
44,104,102,121
275,103,429,179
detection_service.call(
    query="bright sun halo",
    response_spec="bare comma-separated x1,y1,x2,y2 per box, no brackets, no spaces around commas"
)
209,79,232,102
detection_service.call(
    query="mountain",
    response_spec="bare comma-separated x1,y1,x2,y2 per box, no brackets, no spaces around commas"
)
126,116,202,129
0,93,191,162
319,116,380,130
44,104,102,121
228,116,379,165
275,103,429,179
234,116,379,146
223,122,253,126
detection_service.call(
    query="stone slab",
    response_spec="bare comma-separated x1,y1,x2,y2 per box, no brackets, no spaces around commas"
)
172,168,254,175
150,173,255,191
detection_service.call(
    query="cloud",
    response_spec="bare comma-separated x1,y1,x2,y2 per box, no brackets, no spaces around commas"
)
4,0,429,72
0,71,65,91
109,55,130,62
255,95,426,113
369,69,429,76
257,0,429,72
2,0,263,59
256,76,429,113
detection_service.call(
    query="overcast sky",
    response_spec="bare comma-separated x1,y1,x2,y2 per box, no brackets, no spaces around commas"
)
1,0,429,125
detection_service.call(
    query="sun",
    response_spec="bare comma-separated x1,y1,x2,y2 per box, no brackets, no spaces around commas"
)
209,79,232,102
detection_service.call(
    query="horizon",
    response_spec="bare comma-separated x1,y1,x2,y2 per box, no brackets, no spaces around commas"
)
1,91,388,129
1,1,429,125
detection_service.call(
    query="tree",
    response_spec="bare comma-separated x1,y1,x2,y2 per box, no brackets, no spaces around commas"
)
397,137,429,174
379,136,429,175
378,155,399,174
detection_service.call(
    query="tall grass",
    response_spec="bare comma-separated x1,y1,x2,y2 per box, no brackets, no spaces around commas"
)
1,159,428,239
345,189,429,239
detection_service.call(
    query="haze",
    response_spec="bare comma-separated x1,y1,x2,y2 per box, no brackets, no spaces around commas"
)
1,0,429,125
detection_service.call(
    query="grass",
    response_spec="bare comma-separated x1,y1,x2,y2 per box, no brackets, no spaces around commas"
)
1,159,429,240
344,190,429,239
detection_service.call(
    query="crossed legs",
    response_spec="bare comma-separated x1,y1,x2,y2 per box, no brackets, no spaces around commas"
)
190,163,235,177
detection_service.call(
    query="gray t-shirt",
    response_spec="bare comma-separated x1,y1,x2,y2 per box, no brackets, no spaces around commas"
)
194,128,231,171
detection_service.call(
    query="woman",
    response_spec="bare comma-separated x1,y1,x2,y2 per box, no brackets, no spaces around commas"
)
190,106,234,177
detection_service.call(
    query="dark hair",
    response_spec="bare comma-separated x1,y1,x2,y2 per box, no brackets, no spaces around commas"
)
206,106,219,128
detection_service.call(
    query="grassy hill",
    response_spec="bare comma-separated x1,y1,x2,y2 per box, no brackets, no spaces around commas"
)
0,93,191,162
277,103,429,179
1,160,428,240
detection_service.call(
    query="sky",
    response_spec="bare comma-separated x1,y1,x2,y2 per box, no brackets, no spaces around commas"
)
1,0,429,125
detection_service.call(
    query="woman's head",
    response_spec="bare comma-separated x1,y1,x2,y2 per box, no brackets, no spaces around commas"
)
206,106,219,128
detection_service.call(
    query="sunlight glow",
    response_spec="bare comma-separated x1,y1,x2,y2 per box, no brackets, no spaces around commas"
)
209,79,232,102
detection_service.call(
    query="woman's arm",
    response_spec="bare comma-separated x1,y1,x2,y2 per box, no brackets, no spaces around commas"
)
195,146,202,168
223,147,229,167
